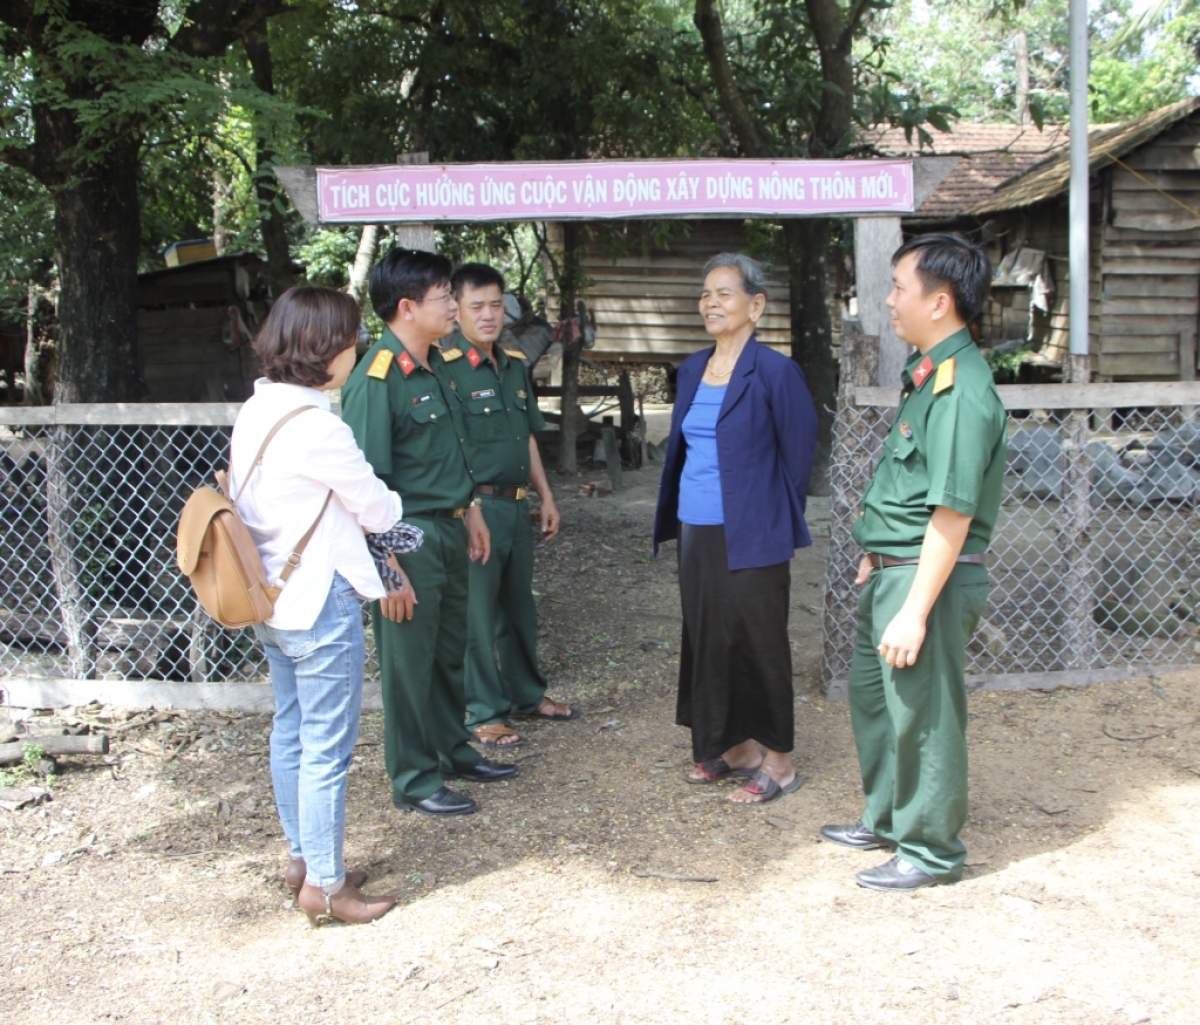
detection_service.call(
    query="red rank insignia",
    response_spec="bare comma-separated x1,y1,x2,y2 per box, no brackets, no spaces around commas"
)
466,347,482,368
397,350,416,376
911,355,935,388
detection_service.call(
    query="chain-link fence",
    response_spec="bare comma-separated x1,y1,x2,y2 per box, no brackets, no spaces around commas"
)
0,407,385,688
5,399,1199,696
822,387,1200,696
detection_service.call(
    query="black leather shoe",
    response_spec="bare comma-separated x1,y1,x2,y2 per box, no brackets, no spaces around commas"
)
393,786,477,817
444,758,520,783
819,821,891,851
855,856,941,892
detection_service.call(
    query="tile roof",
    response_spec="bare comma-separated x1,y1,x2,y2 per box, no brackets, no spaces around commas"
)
862,122,1070,219
968,97,1200,216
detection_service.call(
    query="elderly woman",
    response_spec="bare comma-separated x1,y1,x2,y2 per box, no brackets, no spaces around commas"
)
653,253,818,804
231,285,411,925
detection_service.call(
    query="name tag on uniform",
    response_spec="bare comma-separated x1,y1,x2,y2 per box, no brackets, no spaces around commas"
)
412,393,433,405
471,388,497,399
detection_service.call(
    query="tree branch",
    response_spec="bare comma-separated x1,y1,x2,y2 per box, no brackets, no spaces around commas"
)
840,0,876,51
693,0,769,157
0,1,36,33
0,142,38,176
170,0,289,58
680,81,737,156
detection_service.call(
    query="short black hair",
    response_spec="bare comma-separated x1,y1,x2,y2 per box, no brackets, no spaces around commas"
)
892,232,990,324
369,247,453,323
451,262,506,297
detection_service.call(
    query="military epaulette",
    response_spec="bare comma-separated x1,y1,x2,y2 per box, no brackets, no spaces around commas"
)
505,349,528,361
366,350,394,380
933,357,956,395
441,347,465,362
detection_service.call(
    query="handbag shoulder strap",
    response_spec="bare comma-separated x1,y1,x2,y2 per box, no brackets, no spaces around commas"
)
229,404,318,503
276,490,334,585
226,403,332,587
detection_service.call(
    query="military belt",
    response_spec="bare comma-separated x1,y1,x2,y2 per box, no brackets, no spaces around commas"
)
867,551,987,569
476,483,529,501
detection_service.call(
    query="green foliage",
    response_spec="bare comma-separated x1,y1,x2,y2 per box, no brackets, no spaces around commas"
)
986,344,1033,383
875,0,1195,128
296,228,360,289
0,164,53,328
0,742,47,788
1089,5,1197,121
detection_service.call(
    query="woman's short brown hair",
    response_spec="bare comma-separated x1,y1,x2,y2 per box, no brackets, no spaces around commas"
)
254,285,361,388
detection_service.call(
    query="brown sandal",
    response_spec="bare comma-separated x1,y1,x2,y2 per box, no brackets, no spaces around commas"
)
517,698,579,722
471,722,525,748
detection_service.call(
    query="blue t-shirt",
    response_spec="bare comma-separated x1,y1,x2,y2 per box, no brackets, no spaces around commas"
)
678,383,726,525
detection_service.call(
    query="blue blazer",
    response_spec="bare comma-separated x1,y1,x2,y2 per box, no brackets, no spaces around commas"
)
653,337,818,571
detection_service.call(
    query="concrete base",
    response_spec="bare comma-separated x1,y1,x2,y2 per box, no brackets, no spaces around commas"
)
0,677,385,714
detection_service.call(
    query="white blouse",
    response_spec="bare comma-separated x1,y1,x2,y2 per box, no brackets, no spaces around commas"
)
229,379,402,630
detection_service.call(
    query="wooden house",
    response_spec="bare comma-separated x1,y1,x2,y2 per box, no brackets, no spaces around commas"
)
136,253,277,402
552,220,792,369
967,97,1200,381
877,98,1200,382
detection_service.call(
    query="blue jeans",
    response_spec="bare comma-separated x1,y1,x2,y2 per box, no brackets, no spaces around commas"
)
255,573,365,891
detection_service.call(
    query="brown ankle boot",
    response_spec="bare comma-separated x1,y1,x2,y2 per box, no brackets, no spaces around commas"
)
297,881,395,928
284,858,368,898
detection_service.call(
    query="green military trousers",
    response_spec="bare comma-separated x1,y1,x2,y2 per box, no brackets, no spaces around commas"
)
847,561,990,880
371,515,481,804
464,494,548,729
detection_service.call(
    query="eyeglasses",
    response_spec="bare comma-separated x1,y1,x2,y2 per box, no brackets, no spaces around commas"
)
415,291,455,305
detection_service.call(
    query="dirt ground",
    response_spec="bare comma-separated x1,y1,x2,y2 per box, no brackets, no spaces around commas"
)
2,460,1199,1025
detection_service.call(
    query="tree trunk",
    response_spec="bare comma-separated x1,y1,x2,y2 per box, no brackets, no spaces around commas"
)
45,426,97,679
244,24,296,298
782,218,836,493
556,222,585,474
23,284,55,406
52,138,144,404
348,225,382,309
1014,28,1030,126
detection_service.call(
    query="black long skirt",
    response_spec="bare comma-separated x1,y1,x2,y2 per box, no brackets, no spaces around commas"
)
676,522,794,761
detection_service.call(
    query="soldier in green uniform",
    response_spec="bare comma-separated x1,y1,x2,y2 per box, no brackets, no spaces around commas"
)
341,248,518,818
440,263,575,750
820,233,1007,891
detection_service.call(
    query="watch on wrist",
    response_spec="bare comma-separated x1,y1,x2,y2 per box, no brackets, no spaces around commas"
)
468,496,483,509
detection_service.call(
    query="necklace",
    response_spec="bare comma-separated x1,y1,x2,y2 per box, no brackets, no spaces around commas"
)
707,345,743,379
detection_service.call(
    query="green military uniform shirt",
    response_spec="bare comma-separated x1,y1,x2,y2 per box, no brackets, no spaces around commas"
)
439,333,546,486
340,326,475,512
852,328,1007,558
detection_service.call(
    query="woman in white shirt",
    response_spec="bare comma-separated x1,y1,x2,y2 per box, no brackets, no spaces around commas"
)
231,285,403,927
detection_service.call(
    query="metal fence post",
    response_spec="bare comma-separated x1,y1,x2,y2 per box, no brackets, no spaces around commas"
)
822,334,881,696
44,424,96,678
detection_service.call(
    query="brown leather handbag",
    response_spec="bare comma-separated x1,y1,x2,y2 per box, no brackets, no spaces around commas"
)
176,406,331,629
